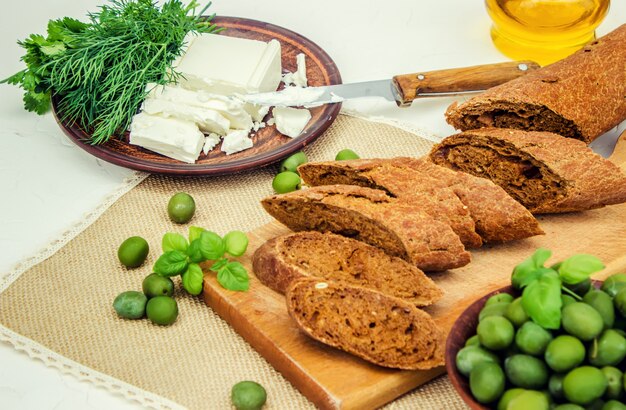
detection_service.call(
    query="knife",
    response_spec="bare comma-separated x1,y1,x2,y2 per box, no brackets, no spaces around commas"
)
244,60,540,107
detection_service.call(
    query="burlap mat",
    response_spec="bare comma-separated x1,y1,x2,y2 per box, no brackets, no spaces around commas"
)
0,114,469,409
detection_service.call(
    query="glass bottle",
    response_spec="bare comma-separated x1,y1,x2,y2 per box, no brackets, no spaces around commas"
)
485,0,610,65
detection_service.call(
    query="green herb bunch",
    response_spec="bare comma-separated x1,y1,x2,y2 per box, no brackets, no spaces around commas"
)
2,0,221,144
154,226,250,294
511,248,605,329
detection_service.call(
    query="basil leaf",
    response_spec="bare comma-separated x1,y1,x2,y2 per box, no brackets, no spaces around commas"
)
162,232,188,253
153,250,188,277
181,263,204,295
186,238,205,263
558,254,605,285
522,270,562,329
511,248,552,289
199,231,225,261
216,261,249,291
209,258,228,272
188,226,206,243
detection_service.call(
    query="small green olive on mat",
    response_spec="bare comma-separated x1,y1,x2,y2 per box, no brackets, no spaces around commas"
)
142,273,174,298
335,148,359,161
231,380,267,410
146,295,178,326
167,192,195,224
279,151,307,174
272,171,301,194
117,236,149,268
113,291,147,319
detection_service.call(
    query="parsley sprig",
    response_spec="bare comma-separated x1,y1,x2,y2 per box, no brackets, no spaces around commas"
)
154,227,250,294
2,0,221,144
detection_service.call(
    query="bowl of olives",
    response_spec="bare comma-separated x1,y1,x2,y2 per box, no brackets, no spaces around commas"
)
445,250,626,410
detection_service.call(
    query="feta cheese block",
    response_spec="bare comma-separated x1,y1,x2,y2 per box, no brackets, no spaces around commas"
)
221,129,253,155
129,113,205,163
174,34,282,95
203,133,222,155
147,84,253,130
141,98,230,135
273,107,312,138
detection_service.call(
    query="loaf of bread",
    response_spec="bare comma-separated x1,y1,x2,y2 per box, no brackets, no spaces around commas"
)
298,157,543,242
261,185,470,271
252,231,443,307
429,128,626,213
286,278,444,370
445,24,626,144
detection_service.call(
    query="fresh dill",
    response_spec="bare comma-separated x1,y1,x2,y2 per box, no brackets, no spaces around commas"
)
2,0,221,144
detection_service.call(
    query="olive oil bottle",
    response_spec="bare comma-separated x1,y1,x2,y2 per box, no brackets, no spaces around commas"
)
485,0,610,65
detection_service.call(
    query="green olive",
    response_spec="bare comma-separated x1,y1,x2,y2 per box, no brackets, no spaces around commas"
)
545,335,586,372
601,366,623,401
561,302,604,341
469,362,505,404
146,295,178,326
465,334,480,347
113,290,147,319
279,151,308,174
589,329,626,367
335,149,360,161
603,400,626,410
613,288,626,318
515,321,553,356
561,294,577,307
142,273,174,298
549,373,565,400
477,316,515,350
505,297,530,328
272,171,301,194
602,273,626,297
455,345,500,377
553,405,584,410
497,388,525,410
231,380,267,410
479,302,510,322
504,354,549,389
167,192,195,224
563,366,608,405
223,230,249,257
506,390,549,410
117,236,149,268
485,293,514,306
583,289,615,329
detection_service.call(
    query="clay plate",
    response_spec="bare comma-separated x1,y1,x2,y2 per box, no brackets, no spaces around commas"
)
445,281,603,409
52,16,342,176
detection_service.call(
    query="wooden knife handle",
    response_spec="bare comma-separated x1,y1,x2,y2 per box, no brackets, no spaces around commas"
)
391,60,540,106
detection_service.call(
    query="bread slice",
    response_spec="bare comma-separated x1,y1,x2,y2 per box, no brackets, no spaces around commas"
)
261,185,470,271
429,128,626,213
252,231,443,307
445,24,626,143
286,278,444,370
298,157,543,242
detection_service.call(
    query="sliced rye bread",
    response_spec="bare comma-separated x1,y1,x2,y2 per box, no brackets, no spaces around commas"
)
252,231,444,307
286,277,445,370
261,185,470,271
444,24,626,144
298,157,543,242
429,128,626,213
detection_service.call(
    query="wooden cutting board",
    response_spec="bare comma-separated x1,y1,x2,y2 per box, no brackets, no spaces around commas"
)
202,133,626,409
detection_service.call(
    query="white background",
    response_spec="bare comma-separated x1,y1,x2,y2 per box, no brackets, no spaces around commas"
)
1,1,625,408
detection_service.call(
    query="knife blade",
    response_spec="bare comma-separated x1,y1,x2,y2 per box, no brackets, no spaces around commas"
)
243,60,540,108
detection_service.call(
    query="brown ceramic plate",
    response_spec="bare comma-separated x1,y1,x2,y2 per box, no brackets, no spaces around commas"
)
52,16,342,176
445,281,603,410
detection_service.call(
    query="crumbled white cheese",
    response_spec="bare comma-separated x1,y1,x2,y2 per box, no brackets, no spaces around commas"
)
252,121,266,132
203,133,222,155
282,53,308,88
221,129,253,155
129,113,205,163
267,117,276,126
243,103,270,122
273,107,312,138
141,98,230,135
173,34,282,95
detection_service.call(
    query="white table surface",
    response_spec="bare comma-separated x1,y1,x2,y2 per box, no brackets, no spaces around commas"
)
1,1,624,408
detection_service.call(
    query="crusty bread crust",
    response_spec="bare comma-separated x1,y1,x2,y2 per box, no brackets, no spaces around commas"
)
261,185,470,271
429,128,626,213
286,278,444,370
252,231,444,306
445,24,626,143
298,158,543,242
